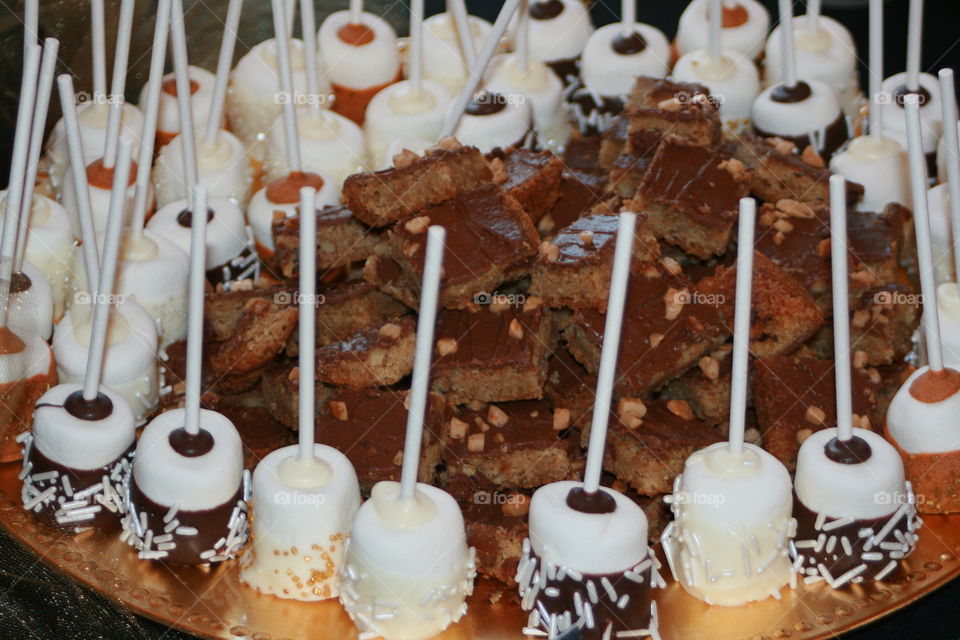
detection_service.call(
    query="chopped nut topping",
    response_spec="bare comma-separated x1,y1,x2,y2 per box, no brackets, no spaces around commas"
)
392,148,419,169
649,332,665,348
404,215,431,234
698,356,720,380
474,416,490,432
758,210,777,228
540,240,560,262
664,288,686,320
329,401,349,421
773,218,794,233
449,417,469,440
465,400,488,412
436,337,459,356
640,263,660,278
467,432,486,452
796,428,813,444
865,367,881,385
804,405,826,425
853,350,868,368
851,309,871,328
403,242,420,258
744,427,761,445
660,256,682,276
494,432,506,444
523,296,543,312
667,399,694,420
850,270,875,286
618,397,648,420
487,405,509,428
489,157,507,184
508,318,524,340
719,157,746,178
379,323,402,339
772,138,796,155
773,231,786,245
578,230,595,246
552,408,571,431
393,450,404,465
538,214,556,234
502,494,530,517
656,97,684,112
434,136,462,151
621,413,643,429
288,367,300,383
816,238,831,257
800,145,825,168
775,199,814,219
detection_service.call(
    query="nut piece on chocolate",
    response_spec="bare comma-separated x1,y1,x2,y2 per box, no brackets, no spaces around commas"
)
663,344,733,425
432,304,555,404
382,184,540,310
538,137,612,236
444,400,582,489
752,356,880,472
625,76,722,152
697,251,824,357
489,148,564,223
272,205,381,278
260,360,334,429
529,210,660,310
850,283,920,366
342,145,493,227
628,139,749,259
315,316,416,388
565,264,730,396
313,388,450,493
544,347,598,429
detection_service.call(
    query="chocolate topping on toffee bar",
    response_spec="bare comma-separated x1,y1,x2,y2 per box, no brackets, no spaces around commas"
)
434,306,545,371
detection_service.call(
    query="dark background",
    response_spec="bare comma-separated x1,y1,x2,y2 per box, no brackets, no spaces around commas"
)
0,1,959,639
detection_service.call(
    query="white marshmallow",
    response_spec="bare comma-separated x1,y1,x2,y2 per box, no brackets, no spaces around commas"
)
677,0,771,61
671,49,760,127
518,0,594,65
147,196,249,271
153,129,254,208
936,120,960,184
486,54,571,152
580,23,670,97
133,408,244,511
752,78,843,147
879,72,943,158
938,283,960,367
765,15,859,110
830,135,912,214
0,329,52,384
341,481,475,640
143,66,217,139
6,262,53,341
247,173,340,253
318,10,401,90
453,95,532,154
265,107,367,185
887,364,960,454
926,183,956,284
31,383,135,471
240,444,361,600
364,80,453,167
53,299,159,425
796,428,908,520
60,161,143,235
662,442,795,606
421,13,492,93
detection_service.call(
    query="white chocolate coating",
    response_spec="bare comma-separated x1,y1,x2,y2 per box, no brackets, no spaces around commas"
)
662,442,796,606
340,481,475,640
32,383,135,471
486,54,571,152
146,196,249,270
938,283,960,367
225,38,332,153
247,173,340,253
153,129,254,208
677,0,771,61
422,13,492,93
672,49,760,127
46,102,144,192
0,329,52,384
453,97,532,154
529,481,648,574
879,72,943,156
518,0,594,64
133,408,243,511
796,428,907,520
7,262,53,342
364,80,453,167
143,66,217,138
887,365,960,454
318,10,401,90
580,23,670,97
752,78,842,142
265,107,367,185
240,444,361,600
60,163,142,235
53,299,159,424
936,120,960,184
765,16,858,108
830,135,912,214
926,183,955,284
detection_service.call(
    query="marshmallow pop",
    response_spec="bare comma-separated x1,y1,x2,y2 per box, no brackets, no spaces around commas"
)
885,96,960,515
422,7,492,93
340,227,476,640
21,135,138,533
519,0,594,88
676,0,770,61
791,174,920,587
662,198,797,606
123,186,251,564
830,0,911,214
320,0,402,125
241,186,361,599
671,0,760,129
934,68,960,362
518,212,664,639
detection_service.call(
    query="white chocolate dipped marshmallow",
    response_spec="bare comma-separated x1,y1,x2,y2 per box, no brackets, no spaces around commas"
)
144,66,217,147
422,12,492,93
240,444,361,600
752,78,849,160
247,171,339,255
677,0,771,61
364,81,453,167
264,106,366,185
830,135,912,214
454,92,532,154
340,481,475,640
672,49,760,129
520,0,594,78
6,262,53,342
486,54,571,152
153,128,254,208
60,158,142,234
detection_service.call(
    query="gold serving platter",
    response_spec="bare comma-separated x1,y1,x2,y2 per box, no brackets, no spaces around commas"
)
0,462,958,640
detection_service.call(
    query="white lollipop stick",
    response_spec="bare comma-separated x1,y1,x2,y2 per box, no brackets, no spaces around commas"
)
777,0,798,88
24,0,37,55
905,0,923,92
130,0,172,239
727,197,757,456
398,225,446,502
806,0,821,33
582,212,637,494
102,0,135,169
91,0,107,102
15,38,59,273
272,0,302,173
298,186,317,461
205,0,244,144
829,174,854,442
299,0,322,114
83,139,132,401
0,44,40,329
868,0,884,138
622,0,636,34
939,68,960,282
183,185,208,436
170,0,199,190
708,0,722,61
905,97,944,370
448,0,476,65
409,0,425,94
439,0,522,137
516,0,530,72
58,74,101,292
349,0,362,24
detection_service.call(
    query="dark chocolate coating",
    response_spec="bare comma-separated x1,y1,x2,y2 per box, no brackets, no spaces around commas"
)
63,389,114,421
892,84,932,108
10,270,31,294
771,81,812,103
176,206,215,227
466,91,507,116
566,486,617,514
530,0,564,20
824,435,872,464
168,427,215,457
754,111,849,160
612,31,647,55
